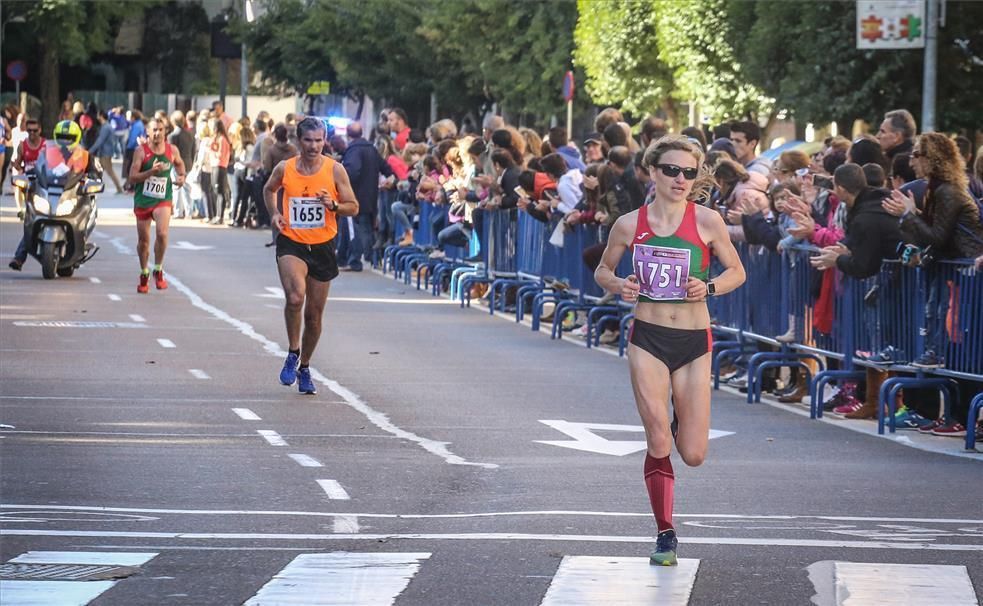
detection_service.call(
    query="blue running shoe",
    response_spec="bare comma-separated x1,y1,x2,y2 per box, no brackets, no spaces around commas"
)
297,367,317,395
895,409,933,430
650,529,678,566
279,352,300,386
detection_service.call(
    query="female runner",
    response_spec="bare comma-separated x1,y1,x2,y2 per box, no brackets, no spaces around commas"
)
595,135,745,565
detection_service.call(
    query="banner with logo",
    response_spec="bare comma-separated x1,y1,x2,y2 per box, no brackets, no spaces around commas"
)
857,0,926,49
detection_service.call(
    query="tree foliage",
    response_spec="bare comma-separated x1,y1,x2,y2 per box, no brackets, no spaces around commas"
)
573,0,674,120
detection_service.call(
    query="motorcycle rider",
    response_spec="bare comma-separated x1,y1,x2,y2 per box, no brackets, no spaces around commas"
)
8,120,95,271
128,118,186,293
10,118,45,217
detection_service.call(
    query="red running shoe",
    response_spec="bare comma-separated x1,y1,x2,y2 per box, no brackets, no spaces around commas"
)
153,269,168,290
832,395,864,416
931,422,967,437
137,273,150,294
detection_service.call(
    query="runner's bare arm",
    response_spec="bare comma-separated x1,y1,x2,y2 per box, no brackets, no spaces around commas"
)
699,206,746,295
263,161,287,230
595,212,639,298
331,162,360,217
128,147,162,184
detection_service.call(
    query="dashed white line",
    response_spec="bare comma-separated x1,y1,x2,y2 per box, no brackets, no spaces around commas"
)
156,339,176,349
316,480,350,500
332,515,360,533
129,314,146,323
108,294,121,302
232,408,261,421
188,369,210,380
288,454,322,467
258,430,287,446
89,277,102,284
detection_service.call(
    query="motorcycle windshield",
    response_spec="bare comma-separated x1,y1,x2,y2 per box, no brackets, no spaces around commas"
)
36,142,85,192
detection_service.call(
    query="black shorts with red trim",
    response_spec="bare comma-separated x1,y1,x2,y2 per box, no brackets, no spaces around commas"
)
628,318,713,373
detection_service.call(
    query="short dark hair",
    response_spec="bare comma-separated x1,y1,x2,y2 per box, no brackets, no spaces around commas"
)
517,169,536,193
296,116,325,139
823,149,847,174
547,126,567,149
603,122,627,148
849,136,888,171
490,149,514,169
712,123,731,140
954,135,972,158
833,163,867,195
467,138,486,157
730,120,760,145
641,117,668,143
608,146,632,169
681,126,707,150
273,123,288,143
891,153,917,184
408,128,426,144
540,153,568,180
491,129,513,148
390,107,409,126
254,119,268,132
862,162,886,188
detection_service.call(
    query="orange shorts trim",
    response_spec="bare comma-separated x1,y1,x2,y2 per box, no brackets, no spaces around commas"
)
134,201,172,221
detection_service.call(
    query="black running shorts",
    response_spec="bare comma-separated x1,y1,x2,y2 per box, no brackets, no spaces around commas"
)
275,234,339,282
629,318,713,373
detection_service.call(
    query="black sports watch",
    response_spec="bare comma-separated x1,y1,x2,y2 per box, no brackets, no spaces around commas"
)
705,280,716,297
329,200,339,212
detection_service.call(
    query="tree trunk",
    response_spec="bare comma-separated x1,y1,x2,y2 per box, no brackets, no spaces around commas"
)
760,108,780,149
660,98,679,132
354,92,365,121
38,37,59,133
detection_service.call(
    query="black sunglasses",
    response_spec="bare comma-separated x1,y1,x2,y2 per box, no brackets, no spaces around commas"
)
656,163,699,180
27,129,40,133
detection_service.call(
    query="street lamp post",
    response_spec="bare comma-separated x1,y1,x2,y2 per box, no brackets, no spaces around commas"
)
241,0,254,120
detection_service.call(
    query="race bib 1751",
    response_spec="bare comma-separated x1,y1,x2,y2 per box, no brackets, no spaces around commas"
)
289,197,325,229
144,176,167,199
633,244,690,300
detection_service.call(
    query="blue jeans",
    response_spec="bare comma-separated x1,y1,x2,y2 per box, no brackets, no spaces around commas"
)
337,214,375,270
924,269,950,357
438,222,470,250
378,189,395,242
392,201,415,232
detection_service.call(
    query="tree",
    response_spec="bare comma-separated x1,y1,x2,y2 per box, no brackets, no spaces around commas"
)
1,0,152,131
573,0,678,124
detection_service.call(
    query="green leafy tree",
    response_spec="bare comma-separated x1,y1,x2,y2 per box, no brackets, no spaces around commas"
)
573,0,677,123
1,0,153,130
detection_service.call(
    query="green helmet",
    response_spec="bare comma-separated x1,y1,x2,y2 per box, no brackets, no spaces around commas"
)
53,120,82,148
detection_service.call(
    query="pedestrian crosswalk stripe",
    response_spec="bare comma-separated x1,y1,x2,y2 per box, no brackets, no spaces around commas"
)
0,551,158,606
316,479,350,500
540,556,700,606
831,561,978,606
244,552,431,605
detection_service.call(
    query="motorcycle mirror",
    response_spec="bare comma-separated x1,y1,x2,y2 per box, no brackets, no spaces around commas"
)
83,180,105,195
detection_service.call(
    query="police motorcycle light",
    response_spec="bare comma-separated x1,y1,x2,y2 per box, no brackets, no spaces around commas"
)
55,194,78,217
83,179,105,195
32,194,51,215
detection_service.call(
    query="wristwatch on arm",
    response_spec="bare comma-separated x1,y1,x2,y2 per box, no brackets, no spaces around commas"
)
705,280,716,297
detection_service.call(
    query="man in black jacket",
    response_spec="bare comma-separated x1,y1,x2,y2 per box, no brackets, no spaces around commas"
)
810,163,901,278
339,122,392,271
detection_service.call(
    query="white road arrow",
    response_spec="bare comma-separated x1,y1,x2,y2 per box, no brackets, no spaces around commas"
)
254,287,285,299
535,420,734,456
172,241,214,251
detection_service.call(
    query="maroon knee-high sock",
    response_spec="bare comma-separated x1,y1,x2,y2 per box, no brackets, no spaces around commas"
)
644,453,675,532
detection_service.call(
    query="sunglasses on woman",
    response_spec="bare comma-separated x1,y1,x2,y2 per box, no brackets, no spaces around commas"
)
911,150,924,158
656,163,699,180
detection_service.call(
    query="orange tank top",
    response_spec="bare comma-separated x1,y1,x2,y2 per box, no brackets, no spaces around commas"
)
279,156,339,245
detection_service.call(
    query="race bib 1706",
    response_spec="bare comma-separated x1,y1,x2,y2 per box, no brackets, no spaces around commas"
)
144,176,168,199
633,244,690,300
289,197,325,229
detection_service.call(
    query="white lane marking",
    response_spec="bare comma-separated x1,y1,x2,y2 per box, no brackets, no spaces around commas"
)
288,454,322,467
0,580,117,605
536,420,733,456
5,529,983,552
172,241,214,251
807,561,980,606
89,277,102,284
232,408,261,421
129,314,145,323
4,505,983,526
156,338,176,348
332,515,359,534
108,237,129,254
188,369,210,380
316,480,350,500
257,430,287,446
107,294,121,302
541,556,700,606
255,287,285,299
164,273,497,469
0,551,158,606
9,551,158,566
244,552,430,606
330,296,458,305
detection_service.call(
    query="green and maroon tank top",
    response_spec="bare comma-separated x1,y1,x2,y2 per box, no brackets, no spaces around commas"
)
631,201,710,304
134,143,174,208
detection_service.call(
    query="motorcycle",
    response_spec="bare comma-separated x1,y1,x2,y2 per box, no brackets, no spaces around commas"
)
11,144,102,279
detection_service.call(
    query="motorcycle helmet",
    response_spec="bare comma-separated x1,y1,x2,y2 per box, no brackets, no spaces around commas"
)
53,120,82,148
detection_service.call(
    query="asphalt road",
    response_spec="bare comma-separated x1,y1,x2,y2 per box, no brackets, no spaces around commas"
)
1,191,981,605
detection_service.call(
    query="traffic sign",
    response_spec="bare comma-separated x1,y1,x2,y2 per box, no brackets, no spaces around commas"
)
6,60,27,82
561,71,575,102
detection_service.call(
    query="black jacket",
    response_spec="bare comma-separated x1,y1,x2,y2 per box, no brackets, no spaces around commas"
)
901,181,983,259
342,137,392,216
836,187,902,278
741,212,781,251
